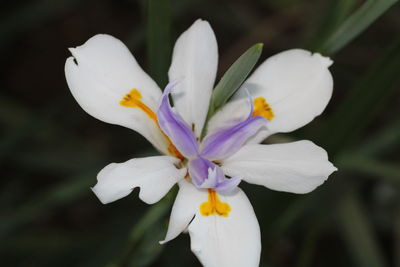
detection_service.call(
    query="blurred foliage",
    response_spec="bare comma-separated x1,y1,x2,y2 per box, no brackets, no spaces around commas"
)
0,0,399,266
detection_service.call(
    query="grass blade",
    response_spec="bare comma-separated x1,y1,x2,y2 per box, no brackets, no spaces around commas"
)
108,190,175,267
337,154,400,182
317,0,398,55
356,120,400,157
0,172,93,238
309,0,358,50
337,190,388,267
321,36,400,155
146,0,171,87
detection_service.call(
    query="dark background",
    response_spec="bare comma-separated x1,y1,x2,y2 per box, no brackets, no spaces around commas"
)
1,0,399,266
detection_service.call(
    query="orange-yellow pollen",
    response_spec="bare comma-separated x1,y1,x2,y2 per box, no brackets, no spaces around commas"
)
200,189,231,217
252,97,275,121
120,89,157,121
120,89,183,159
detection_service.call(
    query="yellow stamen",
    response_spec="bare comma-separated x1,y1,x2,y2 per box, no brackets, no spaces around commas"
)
252,97,275,121
120,89,157,120
120,89,183,159
200,189,231,217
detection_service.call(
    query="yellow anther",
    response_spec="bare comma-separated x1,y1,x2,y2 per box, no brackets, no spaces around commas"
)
252,97,275,121
200,189,231,217
120,89,157,121
120,89,183,160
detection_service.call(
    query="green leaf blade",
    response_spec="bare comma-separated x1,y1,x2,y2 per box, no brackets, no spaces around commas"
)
321,36,400,155
147,0,171,87
317,0,398,55
211,43,263,110
202,43,263,138
337,191,388,267
337,154,400,182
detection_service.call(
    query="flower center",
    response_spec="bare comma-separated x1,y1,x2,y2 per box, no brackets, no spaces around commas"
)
252,97,275,121
120,89,183,159
200,189,231,217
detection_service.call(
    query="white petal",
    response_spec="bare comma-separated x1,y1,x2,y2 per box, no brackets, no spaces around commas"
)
222,140,337,194
92,156,186,204
65,34,169,153
207,49,333,142
160,179,204,244
169,19,218,138
188,188,261,267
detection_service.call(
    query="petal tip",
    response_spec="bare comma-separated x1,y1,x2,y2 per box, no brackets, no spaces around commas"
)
91,186,110,205
330,164,338,173
194,18,210,26
190,19,215,38
313,52,333,68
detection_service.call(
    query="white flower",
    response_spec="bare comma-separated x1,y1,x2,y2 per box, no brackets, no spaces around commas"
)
65,19,337,267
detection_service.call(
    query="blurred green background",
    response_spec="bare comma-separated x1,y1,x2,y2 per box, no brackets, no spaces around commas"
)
1,0,399,266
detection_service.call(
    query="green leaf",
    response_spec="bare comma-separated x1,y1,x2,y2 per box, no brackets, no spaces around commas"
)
109,189,175,267
0,100,62,163
337,154,400,182
125,223,166,267
201,43,263,138
356,120,400,157
309,0,358,50
337,190,388,267
316,0,398,55
296,221,324,267
0,172,93,238
321,36,400,155
146,0,171,87
268,195,313,236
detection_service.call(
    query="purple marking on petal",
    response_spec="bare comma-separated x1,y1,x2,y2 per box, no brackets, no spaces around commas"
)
188,156,241,192
157,82,199,159
188,157,214,187
200,96,267,161
215,176,241,192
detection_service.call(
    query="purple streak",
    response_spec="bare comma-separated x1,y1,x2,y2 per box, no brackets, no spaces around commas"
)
157,82,199,159
200,98,267,161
